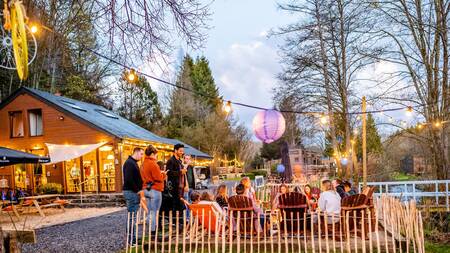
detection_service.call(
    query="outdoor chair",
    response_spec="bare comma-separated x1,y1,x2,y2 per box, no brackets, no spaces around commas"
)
228,195,261,236
277,192,308,235
188,203,226,235
341,194,370,239
361,186,376,231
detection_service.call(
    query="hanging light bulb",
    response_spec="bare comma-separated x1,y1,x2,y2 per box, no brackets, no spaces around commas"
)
223,101,232,114
434,121,442,128
320,114,328,125
127,69,137,83
406,106,413,116
30,24,39,34
417,123,423,130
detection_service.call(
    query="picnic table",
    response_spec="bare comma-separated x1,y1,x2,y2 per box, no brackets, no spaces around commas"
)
19,194,67,217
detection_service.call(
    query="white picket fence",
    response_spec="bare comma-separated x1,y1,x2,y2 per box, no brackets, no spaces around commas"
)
125,195,425,253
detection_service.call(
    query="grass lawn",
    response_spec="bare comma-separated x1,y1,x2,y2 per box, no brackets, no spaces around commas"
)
391,172,417,181
425,241,450,253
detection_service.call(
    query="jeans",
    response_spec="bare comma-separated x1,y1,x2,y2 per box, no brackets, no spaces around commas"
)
123,190,140,244
144,189,162,232
184,189,194,220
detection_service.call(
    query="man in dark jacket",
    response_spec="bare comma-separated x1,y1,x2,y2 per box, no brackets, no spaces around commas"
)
122,147,144,245
165,143,186,212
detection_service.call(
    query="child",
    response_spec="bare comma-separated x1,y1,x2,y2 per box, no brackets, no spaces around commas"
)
215,184,228,208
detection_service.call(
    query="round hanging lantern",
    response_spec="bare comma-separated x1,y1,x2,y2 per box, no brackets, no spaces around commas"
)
276,164,285,173
252,109,286,143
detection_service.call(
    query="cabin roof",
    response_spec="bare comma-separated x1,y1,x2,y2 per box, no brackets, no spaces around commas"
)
0,87,212,159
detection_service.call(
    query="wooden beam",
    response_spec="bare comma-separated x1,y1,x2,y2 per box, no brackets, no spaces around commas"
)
362,96,367,187
3,229,36,243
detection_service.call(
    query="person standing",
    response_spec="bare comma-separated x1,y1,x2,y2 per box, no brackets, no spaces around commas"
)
165,143,186,212
184,155,196,197
122,147,144,246
140,145,166,234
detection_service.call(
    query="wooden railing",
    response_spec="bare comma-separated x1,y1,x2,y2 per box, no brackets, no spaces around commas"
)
125,195,425,253
360,180,450,211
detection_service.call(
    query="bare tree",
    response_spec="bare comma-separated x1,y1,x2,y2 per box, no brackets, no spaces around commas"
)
274,0,382,177
92,0,210,63
372,0,450,179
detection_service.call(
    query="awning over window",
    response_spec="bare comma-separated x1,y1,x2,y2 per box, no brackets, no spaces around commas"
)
45,142,107,164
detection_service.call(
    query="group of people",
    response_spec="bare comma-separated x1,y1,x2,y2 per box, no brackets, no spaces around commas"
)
122,143,197,245
122,144,360,244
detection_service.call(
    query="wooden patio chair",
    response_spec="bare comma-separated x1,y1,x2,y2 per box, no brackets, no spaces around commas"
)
228,195,260,236
341,194,370,239
277,192,308,235
189,203,226,234
361,186,376,231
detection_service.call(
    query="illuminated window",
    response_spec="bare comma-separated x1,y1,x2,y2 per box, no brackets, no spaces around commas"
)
28,109,43,136
9,111,24,137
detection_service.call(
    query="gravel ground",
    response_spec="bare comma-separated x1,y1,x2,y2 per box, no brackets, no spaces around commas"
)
22,210,127,253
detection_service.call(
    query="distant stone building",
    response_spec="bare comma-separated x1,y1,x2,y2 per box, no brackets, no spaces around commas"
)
289,147,332,180
400,155,432,174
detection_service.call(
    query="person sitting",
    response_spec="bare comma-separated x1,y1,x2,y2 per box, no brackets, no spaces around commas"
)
332,178,347,199
182,191,223,214
318,180,341,224
343,181,357,196
215,184,228,209
240,177,257,204
235,183,263,231
303,184,318,210
200,192,214,201
272,184,289,210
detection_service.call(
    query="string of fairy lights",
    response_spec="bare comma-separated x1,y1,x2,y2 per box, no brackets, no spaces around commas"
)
91,48,450,132
27,23,448,131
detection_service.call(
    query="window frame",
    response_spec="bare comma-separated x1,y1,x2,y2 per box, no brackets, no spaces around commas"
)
28,108,44,137
9,110,24,138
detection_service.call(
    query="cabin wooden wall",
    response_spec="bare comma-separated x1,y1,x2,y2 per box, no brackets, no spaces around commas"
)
0,92,120,192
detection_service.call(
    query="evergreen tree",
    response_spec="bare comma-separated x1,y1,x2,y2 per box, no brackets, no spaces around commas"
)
191,56,220,109
116,75,163,132
355,114,382,158
165,55,198,138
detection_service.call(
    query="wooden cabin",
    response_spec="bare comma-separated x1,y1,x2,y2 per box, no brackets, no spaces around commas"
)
0,87,212,194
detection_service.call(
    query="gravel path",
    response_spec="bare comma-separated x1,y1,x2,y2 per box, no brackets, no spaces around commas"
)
22,210,127,253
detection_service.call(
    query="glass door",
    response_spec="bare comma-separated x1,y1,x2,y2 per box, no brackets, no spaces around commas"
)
82,151,98,192
14,164,28,190
99,147,115,192
65,158,81,192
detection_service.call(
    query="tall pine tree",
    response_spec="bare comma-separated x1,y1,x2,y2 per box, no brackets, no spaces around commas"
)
191,56,220,109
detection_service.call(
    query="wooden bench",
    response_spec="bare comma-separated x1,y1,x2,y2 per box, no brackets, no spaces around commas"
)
19,195,68,217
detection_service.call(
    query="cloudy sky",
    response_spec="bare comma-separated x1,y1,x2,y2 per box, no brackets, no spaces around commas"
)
151,0,297,130
141,0,415,139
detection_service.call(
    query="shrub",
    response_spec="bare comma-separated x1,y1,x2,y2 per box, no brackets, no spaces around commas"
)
37,183,63,194
241,172,255,180
251,170,268,177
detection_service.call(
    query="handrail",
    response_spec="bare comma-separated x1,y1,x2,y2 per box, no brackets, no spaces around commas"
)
359,179,450,211
78,176,100,204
